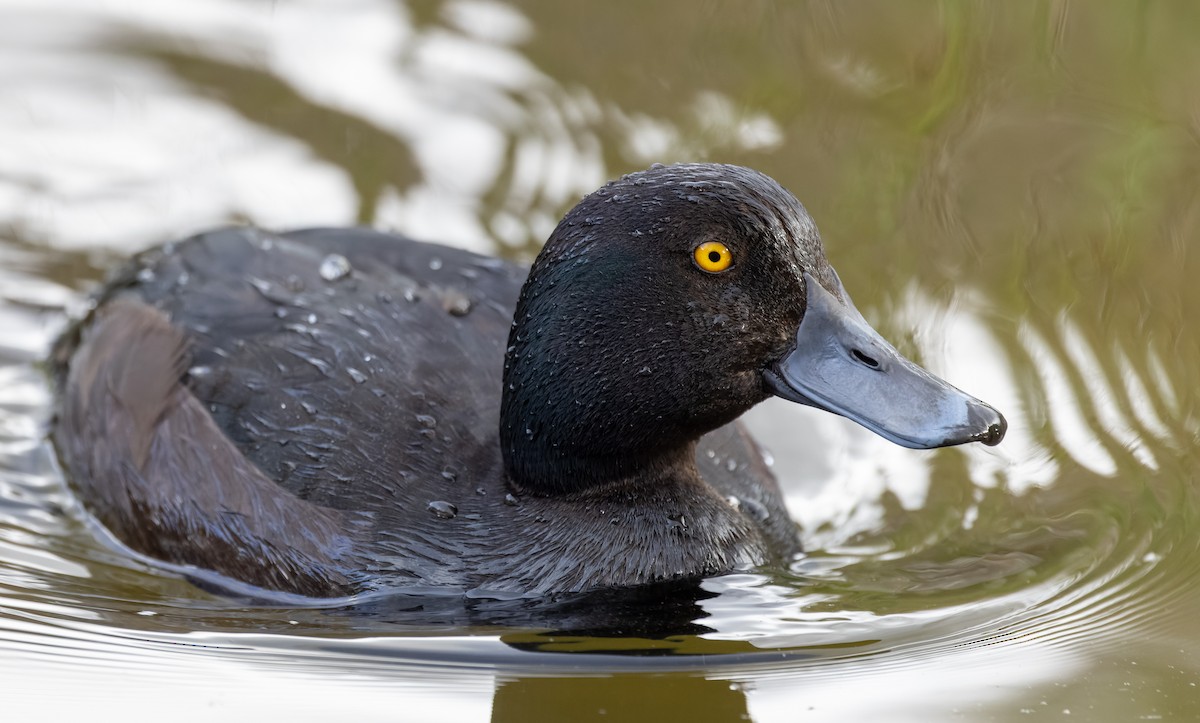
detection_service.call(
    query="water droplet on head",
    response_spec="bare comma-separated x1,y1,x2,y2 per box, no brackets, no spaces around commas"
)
427,500,457,519
416,414,437,429
429,257,443,271
666,513,688,530
347,368,368,384
319,254,352,282
503,493,520,506
136,268,156,283
638,366,652,376
441,469,458,482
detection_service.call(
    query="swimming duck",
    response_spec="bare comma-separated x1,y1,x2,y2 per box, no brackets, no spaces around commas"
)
52,163,1005,599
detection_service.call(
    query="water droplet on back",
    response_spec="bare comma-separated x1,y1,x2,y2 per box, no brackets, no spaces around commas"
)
739,497,770,522
443,292,472,316
319,254,352,281
427,500,457,519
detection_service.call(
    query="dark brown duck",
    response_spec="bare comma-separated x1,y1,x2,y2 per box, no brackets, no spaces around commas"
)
51,163,1005,599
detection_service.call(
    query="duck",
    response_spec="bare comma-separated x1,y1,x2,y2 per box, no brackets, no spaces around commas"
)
51,163,1005,600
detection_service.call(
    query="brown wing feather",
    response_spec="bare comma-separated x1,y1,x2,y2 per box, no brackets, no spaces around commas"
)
56,301,361,595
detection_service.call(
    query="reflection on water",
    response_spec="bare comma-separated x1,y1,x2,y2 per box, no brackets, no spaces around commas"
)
2,1,1200,721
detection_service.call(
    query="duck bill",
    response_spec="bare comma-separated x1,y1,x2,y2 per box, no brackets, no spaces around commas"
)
764,272,1006,449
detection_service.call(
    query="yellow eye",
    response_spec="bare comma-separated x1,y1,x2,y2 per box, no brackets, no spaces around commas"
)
694,241,733,273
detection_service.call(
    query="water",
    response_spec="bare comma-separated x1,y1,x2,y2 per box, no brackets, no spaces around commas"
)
2,1,1199,720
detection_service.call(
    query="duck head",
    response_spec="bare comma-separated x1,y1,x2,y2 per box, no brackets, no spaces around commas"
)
501,163,1005,495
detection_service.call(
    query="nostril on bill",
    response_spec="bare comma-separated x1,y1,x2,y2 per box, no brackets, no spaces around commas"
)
851,348,880,368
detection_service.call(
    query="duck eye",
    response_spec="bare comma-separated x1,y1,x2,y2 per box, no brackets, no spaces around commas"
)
694,241,733,273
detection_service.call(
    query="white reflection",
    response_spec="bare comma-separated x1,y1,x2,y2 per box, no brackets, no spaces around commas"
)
443,0,534,45
699,572,1034,650
0,0,607,255
1115,347,1174,445
743,398,932,548
2,629,497,722
0,0,361,250
1059,314,1158,469
1146,345,1180,416
743,642,1082,723
906,286,1058,493
1019,322,1117,477
613,90,783,163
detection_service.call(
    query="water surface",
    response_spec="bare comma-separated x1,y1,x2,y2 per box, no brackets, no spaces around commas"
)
2,1,1199,720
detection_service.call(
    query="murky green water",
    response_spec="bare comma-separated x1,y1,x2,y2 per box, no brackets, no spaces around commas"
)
2,1,1199,720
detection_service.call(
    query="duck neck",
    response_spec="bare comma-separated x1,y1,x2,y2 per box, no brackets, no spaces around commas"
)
498,280,722,497
501,419,701,497
499,314,707,495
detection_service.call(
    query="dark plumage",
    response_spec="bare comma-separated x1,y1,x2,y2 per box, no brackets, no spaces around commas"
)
51,163,1003,599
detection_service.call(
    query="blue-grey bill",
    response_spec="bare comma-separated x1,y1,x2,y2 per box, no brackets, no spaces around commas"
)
764,271,1006,449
